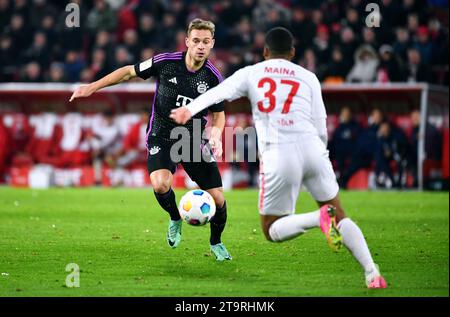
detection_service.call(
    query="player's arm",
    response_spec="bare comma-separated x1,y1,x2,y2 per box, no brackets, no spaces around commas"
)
170,67,249,124
311,76,328,147
69,66,137,102
209,111,225,157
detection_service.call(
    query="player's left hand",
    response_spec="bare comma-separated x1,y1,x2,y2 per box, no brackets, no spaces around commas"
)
170,107,192,125
209,137,223,158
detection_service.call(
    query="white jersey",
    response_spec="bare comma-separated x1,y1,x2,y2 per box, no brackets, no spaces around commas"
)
187,58,338,214
187,58,327,151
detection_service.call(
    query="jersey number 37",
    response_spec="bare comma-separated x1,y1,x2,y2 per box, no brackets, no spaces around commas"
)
257,77,300,114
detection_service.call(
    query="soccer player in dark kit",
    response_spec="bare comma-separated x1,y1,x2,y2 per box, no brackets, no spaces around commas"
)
69,19,231,261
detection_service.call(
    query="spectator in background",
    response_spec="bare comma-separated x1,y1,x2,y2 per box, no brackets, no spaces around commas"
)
330,107,361,181
401,0,422,26
109,110,148,169
323,46,350,83
339,27,358,63
155,13,178,50
93,30,115,66
361,27,379,51
249,31,265,63
0,0,447,85
0,34,16,82
47,62,67,82
113,46,132,69
407,13,420,36
312,24,331,65
90,48,111,80
175,30,187,52
377,44,406,82
40,14,57,50
21,62,44,82
169,0,189,30
237,0,256,20
64,50,85,82
409,109,443,187
347,45,379,83
393,27,411,61
376,0,398,44
226,50,247,78
80,69,95,83
0,0,11,31
299,48,318,74
122,28,141,62
86,110,121,184
7,14,29,56
12,0,28,23
340,108,384,188
413,26,434,65
232,17,253,49
428,18,449,66
115,0,137,42
406,48,431,82
22,32,50,68
290,8,315,52
252,0,291,32
374,121,409,188
86,0,117,34
139,47,155,63
29,0,56,30
138,13,159,48
344,7,362,35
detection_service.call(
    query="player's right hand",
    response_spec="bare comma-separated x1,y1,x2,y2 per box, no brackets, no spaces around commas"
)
69,85,94,102
170,107,192,125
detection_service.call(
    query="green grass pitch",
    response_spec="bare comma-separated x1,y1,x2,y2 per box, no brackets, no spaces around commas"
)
0,188,448,297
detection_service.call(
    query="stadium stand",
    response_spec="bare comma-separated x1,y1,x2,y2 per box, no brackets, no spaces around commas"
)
0,0,448,189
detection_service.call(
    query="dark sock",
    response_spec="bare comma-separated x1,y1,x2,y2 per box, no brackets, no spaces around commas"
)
210,201,227,245
154,188,181,221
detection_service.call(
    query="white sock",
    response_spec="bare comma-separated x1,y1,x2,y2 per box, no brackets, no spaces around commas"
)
338,218,378,275
269,210,320,242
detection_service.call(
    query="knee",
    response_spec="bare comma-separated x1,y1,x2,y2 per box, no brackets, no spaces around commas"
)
207,189,225,208
262,224,275,242
151,175,172,194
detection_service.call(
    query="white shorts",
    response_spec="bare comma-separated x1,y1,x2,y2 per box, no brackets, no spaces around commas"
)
258,136,339,216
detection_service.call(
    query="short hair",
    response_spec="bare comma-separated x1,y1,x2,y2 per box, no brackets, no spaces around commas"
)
187,18,215,37
265,27,294,55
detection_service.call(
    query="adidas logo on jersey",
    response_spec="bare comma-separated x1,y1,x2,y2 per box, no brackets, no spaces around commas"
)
169,77,177,84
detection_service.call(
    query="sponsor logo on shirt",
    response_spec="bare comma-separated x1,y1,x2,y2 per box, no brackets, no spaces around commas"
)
176,95,194,107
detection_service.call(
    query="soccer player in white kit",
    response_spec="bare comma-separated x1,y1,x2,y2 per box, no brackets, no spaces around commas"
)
171,27,387,289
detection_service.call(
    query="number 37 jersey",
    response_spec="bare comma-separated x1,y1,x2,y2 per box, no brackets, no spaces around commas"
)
187,58,327,147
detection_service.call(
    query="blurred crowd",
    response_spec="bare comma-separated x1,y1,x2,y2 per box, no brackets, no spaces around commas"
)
329,107,443,189
0,0,448,84
0,108,445,188
0,110,150,183
0,111,261,187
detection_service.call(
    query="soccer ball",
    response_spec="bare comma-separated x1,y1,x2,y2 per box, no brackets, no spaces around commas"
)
179,190,216,226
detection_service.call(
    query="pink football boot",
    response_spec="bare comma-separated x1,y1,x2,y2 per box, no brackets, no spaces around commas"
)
319,204,342,252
